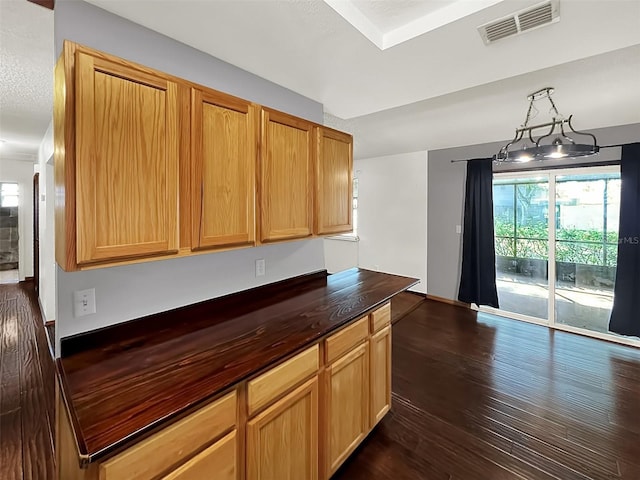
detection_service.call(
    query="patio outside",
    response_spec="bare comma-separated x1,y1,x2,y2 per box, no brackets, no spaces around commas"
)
493,173,620,334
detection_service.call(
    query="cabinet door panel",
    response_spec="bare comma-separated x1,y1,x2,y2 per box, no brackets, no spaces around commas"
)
370,325,392,427
192,89,256,249
161,430,237,480
315,127,353,235
247,377,318,480
325,342,369,476
259,109,313,242
75,52,178,264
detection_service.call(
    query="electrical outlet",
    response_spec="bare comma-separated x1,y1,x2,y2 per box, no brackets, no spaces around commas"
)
74,288,96,317
255,259,266,277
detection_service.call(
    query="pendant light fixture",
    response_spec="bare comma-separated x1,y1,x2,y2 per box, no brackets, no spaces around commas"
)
495,87,599,163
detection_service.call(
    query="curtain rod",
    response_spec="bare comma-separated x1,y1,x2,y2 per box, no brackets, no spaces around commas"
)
449,143,628,163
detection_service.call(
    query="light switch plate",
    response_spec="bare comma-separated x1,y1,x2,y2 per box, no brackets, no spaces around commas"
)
74,288,96,317
456,225,462,234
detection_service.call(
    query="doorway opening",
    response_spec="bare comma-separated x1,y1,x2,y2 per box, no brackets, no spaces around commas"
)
482,166,637,345
0,182,19,283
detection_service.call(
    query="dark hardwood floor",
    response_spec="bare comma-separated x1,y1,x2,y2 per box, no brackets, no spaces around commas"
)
391,291,425,324
3,285,639,479
335,299,640,480
0,283,55,480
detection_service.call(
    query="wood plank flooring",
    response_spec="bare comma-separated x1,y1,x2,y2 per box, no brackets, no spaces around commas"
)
2,285,639,479
0,283,55,480
335,299,640,480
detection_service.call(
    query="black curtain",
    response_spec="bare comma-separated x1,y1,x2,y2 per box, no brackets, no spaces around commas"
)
609,143,640,337
458,159,499,307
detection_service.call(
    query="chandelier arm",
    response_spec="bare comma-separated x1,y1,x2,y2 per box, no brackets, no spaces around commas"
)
567,115,599,146
534,121,559,147
522,97,536,128
546,92,560,117
559,122,576,145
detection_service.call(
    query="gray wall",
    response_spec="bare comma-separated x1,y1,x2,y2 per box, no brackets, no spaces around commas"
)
54,0,325,350
54,0,323,122
427,122,640,301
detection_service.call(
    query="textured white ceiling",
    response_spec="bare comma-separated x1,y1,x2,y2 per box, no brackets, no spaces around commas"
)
0,0,53,161
351,0,455,31
330,45,640,159
326,0,503,49
84,0,640,120
2,0,639,163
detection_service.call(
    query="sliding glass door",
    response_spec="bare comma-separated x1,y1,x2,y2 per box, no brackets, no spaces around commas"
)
494,176,549,320
490,166,621,337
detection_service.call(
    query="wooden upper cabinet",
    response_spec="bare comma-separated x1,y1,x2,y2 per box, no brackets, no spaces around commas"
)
315,127,353,235
259,108,314,242
74,51,179,264
191,88,257,250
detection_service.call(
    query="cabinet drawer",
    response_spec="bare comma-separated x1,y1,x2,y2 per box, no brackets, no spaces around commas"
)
248,344,319,416
100,390,237,480
325,317,368,364
370,302,391,333
162,429,237,480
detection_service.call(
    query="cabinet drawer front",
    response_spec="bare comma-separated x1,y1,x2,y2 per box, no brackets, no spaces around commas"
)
370,302,391,333
325,317,368,364
248,344,319,416
100,390,236,480
161,429,237,480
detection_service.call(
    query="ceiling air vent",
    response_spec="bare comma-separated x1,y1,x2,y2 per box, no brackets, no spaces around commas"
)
478,0,560,45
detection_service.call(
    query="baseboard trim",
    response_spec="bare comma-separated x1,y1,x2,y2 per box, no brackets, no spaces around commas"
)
426,294,470,309
21,276,34,283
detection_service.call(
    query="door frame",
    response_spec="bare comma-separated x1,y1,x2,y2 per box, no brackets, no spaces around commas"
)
33,172,40,293
479,165,640,348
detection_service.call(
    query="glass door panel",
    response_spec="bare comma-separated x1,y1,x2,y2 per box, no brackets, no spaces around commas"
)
493,176,549,320
554,172,620,333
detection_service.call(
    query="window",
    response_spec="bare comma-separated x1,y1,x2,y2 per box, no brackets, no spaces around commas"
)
1,183,19,207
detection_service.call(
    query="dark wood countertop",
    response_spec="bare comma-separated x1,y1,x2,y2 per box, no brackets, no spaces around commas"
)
57,268,418,464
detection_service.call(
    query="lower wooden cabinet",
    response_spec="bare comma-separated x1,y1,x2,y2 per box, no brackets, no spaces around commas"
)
325,342,369,476
161,429,237,480
370,325,392,427
58,302,393,480
247,377,319,480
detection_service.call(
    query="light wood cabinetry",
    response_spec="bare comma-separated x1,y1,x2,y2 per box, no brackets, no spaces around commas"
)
100,390,236,480
57,302,394,480
259,108,314,242
191,88,257,250
74,51,179,265
247,344,319,416
161,429,237,480
315,127,353,235
325,316,368,363
247,377,319,480
370,325,392,427
324,342,369,476
56,41,355,270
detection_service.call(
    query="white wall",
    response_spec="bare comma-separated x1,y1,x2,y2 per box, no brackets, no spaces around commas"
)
355,151,427,293
0,158,34,280
53,1,326,352
38,122,56,322
323,238,358,273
